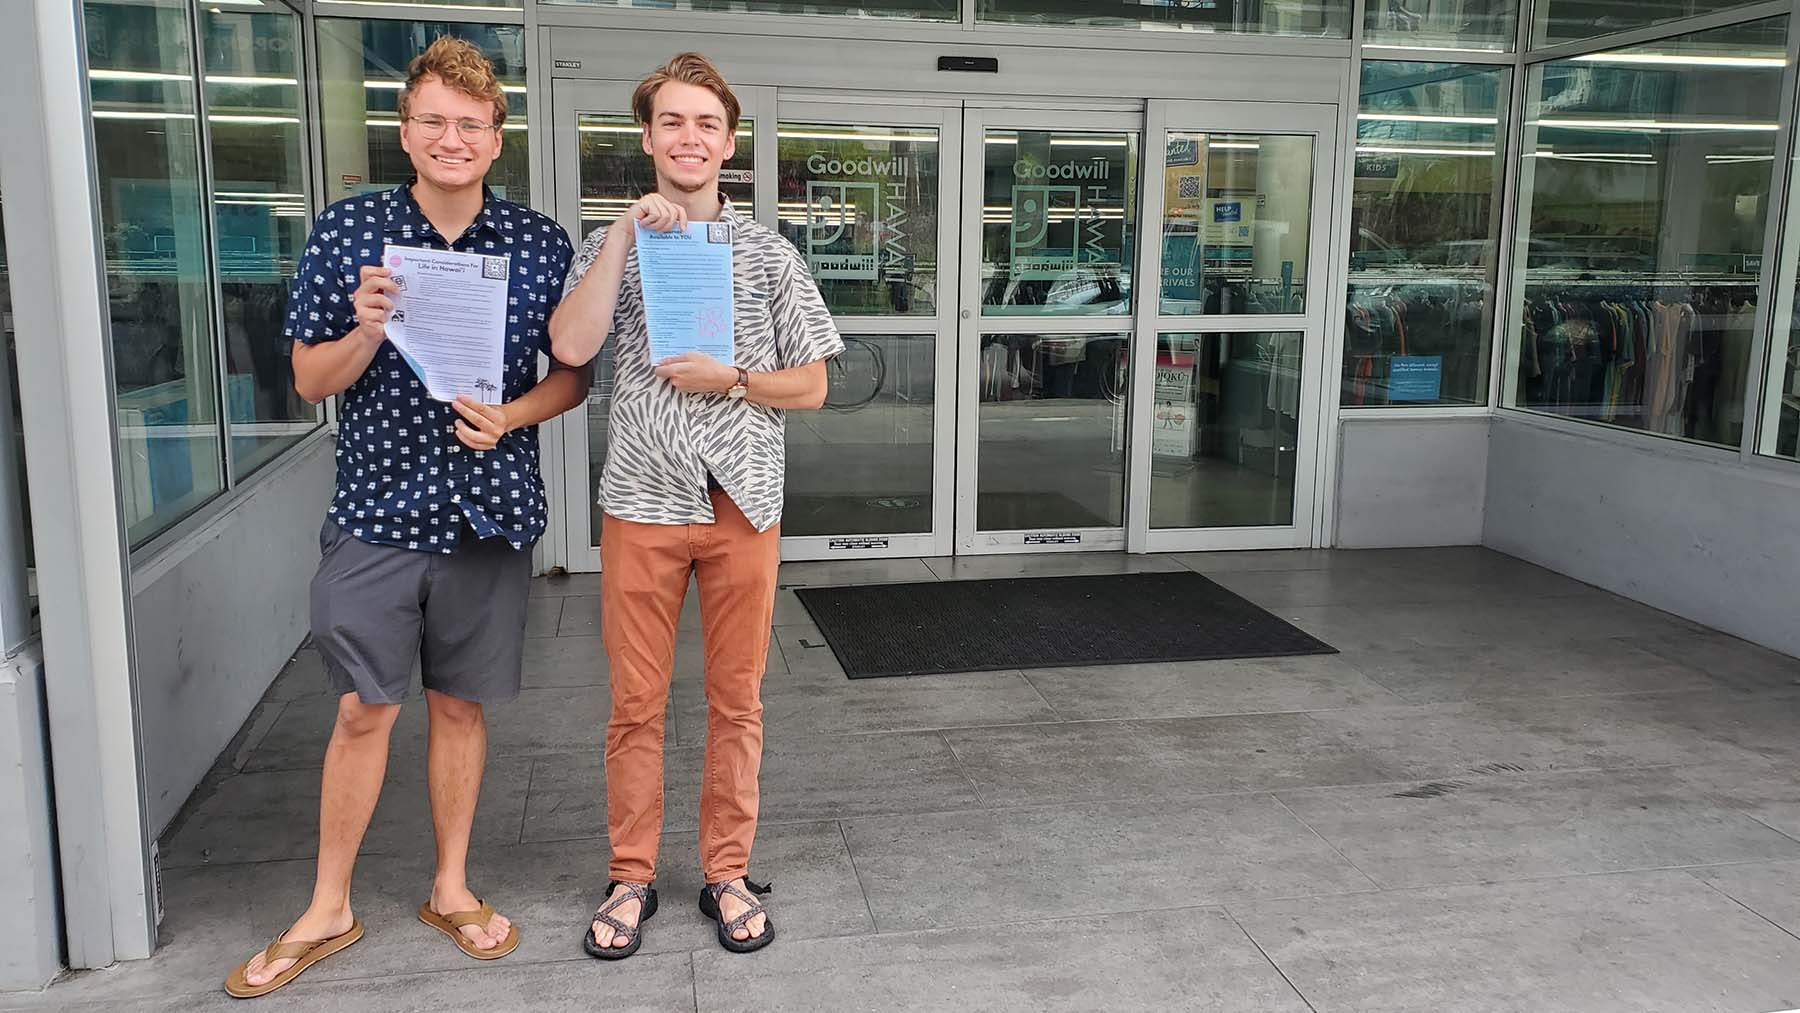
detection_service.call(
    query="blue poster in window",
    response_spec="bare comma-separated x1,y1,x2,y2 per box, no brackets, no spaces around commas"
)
1213,202,1242,223
1388,355,1443,402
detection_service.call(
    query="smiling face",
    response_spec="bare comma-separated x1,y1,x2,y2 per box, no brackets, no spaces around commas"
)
399,76,503,194
641,80,736,196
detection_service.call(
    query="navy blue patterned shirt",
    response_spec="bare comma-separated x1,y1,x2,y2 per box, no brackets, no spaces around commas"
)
284,184,574,553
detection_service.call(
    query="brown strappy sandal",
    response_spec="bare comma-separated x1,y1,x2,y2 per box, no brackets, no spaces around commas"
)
224,920,364,998
584,880,658,960
698,878,774,954
416,899,520,960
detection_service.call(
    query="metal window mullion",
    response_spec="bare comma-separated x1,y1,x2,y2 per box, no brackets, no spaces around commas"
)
1488,5,1534,413
1523,0,1791,62
289,1,326,439
309,1,525,25
1358,46,1516,63
1742,8,1800,460
187,0,237,493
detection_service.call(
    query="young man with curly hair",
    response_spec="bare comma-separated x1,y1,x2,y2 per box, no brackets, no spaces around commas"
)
225,37,587,997
550,52,841,958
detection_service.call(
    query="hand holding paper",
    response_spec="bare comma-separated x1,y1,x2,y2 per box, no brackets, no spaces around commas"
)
633,220,735,365
382,244,511,402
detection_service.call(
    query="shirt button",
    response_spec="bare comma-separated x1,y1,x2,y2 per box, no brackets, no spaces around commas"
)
451,494,461,503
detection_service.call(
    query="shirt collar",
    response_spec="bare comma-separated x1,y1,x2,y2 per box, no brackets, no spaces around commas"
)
717,194,750,233
384,181,506,244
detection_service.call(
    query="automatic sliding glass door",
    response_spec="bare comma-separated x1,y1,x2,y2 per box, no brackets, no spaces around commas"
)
956,108,1143,555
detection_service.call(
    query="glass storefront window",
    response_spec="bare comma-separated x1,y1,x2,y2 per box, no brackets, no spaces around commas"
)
979,0,1349,38
1160,132,1314,316
1509,17,1786,447
779,124,941,317
1347,62,1508,407
981,129,1138,317
1533,0,1771,49
86,0,225,546
204,6,321,480
1364,0,1517,53
539,0,956,18
318,20,530,205
1150,332,1304,529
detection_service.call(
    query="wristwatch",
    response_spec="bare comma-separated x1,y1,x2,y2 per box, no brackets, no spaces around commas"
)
727,366,749,400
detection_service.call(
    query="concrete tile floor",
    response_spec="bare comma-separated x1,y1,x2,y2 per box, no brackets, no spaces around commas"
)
10,547,1800,1012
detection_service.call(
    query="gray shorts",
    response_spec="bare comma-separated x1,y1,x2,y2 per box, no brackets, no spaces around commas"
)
309,520,532,705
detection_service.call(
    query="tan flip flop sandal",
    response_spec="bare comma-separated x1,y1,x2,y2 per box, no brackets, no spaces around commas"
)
224,920,364,999
417,900,520,960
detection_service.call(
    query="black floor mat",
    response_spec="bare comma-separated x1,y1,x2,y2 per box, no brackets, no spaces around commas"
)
793,570,1337,679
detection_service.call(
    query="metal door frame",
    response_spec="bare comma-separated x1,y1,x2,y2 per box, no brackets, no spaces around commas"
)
1127,99,1341,553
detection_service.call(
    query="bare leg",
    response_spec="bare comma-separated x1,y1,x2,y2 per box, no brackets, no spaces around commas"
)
241,693,398,986
423,690,510,949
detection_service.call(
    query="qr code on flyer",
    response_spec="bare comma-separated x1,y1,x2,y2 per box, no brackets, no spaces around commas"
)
707,223,731,244
483,256,508,281
1177,176,1202,200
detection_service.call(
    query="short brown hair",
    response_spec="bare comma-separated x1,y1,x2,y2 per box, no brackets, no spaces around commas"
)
399,36,508,127
632,53,740,134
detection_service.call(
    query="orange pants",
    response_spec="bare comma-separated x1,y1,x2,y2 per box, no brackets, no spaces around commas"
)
600,489,780,885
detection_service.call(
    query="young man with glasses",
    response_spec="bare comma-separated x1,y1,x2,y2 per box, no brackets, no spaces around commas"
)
550,52,841,959
225,37,587,998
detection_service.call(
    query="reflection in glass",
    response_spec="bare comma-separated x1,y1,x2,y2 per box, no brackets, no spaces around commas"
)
1150,333,1302,529
1511,18,1786,447
979,0,1348,37
1161,132,1313,315
318,20,530,204
86,0,225,546
1534,0,1769,48
577,113,754,545
977,332,1129,531
778,124,940,316
541,0,956,17
1347,62,1507,408
204,6,321,479
785,335,937,537
982,130,1137,317
1363,0,1516,52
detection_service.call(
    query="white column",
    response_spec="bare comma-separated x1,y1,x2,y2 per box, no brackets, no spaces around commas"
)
0,0,157,967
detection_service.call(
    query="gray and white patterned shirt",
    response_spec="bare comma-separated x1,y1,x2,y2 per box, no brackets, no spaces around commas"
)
566,200,842,532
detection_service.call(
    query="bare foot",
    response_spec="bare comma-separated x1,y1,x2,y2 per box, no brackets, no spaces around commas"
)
430,884,512,951
592,882,644,949
716,879,767,942
240,905,355,987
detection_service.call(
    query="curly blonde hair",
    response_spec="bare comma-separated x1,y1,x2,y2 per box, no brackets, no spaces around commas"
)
633,53,740,134
399,36,508,127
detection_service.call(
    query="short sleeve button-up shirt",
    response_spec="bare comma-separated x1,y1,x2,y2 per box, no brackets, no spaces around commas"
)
566,200,843,533
285,183,573,553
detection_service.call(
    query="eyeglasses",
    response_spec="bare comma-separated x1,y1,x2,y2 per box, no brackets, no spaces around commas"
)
405,114,499,143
